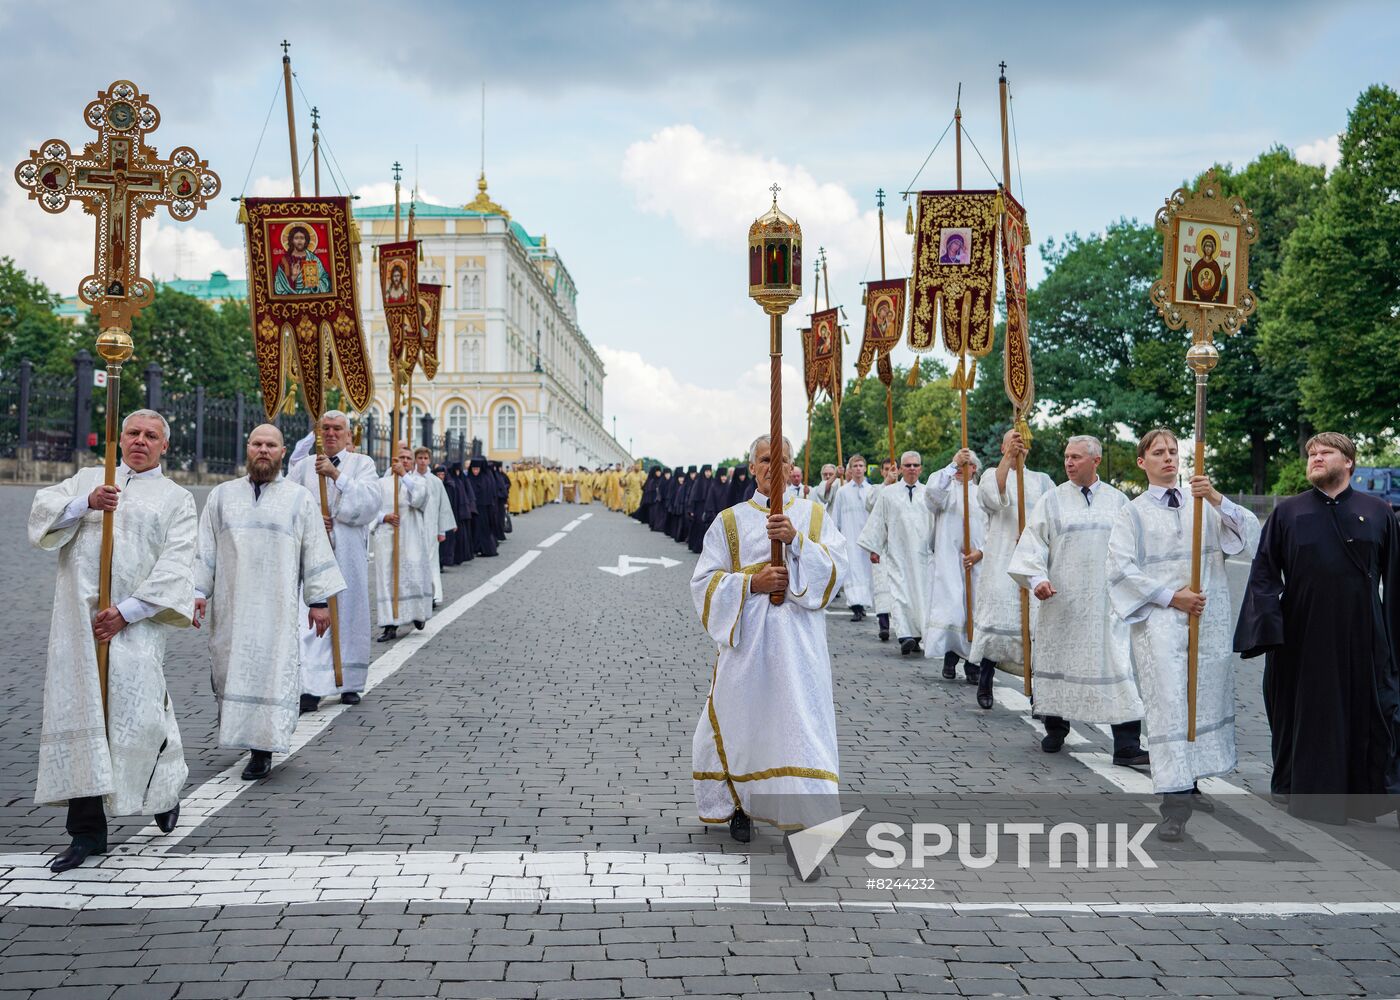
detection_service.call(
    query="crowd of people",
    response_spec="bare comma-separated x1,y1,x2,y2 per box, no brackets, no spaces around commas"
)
23,404,1399,881
683,428,1399,878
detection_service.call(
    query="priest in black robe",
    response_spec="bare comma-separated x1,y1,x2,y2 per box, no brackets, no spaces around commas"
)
1234,432,1400,825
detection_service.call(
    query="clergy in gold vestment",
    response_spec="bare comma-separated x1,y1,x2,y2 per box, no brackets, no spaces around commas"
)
692,434,847,873
29,409,196,871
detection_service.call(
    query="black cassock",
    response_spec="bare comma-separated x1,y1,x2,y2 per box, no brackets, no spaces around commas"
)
1234,486,1400,823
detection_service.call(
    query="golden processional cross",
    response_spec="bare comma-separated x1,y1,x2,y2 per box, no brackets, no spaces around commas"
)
13,80,220,716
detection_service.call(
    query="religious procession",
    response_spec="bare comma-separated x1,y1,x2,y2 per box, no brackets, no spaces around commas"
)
4,8,1400,999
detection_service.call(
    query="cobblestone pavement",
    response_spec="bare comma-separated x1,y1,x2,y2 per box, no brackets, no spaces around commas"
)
3,484,1400,998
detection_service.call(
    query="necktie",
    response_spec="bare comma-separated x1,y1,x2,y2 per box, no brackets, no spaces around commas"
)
906,484,915,502
1081,485,1092,506
331,455,340,467
253,481,262,501
1166,488,1181,509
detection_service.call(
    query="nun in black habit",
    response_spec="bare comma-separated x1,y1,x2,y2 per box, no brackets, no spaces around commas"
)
447,462,476,563
638,467,662,525
686,465,714,553
652,468,674,532
670,466,694,542
489,461,509,540
467,458,500,557
727,463,752,506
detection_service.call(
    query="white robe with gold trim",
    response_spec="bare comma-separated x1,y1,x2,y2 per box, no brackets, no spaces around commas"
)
691,495,847,829
28,466,196,815
194,477,346,753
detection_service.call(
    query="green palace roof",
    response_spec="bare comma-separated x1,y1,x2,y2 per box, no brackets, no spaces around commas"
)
356,200,542,252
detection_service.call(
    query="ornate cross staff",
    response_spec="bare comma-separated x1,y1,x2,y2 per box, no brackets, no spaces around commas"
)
748,186,802,606
14,80,219,715
1149,169,1257,740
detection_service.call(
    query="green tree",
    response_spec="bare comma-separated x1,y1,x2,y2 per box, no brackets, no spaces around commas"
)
1262,84,1400,446
0,257,79,375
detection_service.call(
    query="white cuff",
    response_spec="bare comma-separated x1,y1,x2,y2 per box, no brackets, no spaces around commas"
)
1151,585,1176,609
115,596,160,624
1029,575,1049,593
56,494,91,529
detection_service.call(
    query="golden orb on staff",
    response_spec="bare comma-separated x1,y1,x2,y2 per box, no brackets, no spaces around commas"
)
747,185,802,606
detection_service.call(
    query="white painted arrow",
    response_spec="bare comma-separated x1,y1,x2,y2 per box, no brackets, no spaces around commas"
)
598,554,683,576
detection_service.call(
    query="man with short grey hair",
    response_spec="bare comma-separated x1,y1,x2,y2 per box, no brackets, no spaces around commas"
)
28,408,196,871
1009,434,1148,765
288,411,381,710
859,450,934,655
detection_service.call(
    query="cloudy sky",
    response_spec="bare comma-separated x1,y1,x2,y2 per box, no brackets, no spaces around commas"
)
2,1,1394,461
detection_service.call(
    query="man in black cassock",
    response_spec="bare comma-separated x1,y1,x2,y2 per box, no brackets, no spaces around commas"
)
1234,431,1400,825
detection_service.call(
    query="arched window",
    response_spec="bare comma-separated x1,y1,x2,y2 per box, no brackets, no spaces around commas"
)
466,340,482,373
464,273,481,309
495,402,518,452
446,403,469,438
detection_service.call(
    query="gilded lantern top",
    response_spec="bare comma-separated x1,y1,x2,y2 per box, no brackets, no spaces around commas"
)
748,187,802,316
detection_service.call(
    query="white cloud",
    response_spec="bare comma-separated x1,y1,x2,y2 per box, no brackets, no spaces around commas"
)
620,124,905,281
353,181,447,207
598,343,809,463
0,183,245,292
1295,133,1341,173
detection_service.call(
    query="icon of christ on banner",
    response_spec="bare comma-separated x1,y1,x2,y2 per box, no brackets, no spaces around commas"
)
267,219,334,296
385,263,409,303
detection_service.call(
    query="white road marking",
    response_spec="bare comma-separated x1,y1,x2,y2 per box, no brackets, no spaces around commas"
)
599,554,682,576
537,532,568,548
123,548,543,851
560,512,593,532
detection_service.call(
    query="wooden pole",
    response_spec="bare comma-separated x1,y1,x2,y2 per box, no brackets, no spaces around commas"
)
282,44,301,198
954,89,973,644
93,334,132,719
391,164,402,620
768,313,785,607
286,53,341,684
999,61,1033,693
877,190,895,464
804,400,813,487
1187,366,1208,741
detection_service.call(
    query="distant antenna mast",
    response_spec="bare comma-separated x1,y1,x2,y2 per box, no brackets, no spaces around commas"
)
480,82,486,175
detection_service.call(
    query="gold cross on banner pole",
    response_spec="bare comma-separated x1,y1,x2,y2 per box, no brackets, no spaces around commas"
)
13,80,220,717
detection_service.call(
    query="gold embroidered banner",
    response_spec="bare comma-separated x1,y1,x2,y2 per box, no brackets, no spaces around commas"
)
242,196,373,420
416,282,441,380
856,277,906,382
908,189,1001,358
1001,192,1034,418
801,327,817,404
808,307,843,407
379,240,419,370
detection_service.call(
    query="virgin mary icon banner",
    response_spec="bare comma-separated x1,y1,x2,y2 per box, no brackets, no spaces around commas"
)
378,239,420,370
908,189,1001,358
856,277,906,384
242,196,373,420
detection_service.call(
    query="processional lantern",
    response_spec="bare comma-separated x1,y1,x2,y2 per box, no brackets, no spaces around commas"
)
746,185,802,606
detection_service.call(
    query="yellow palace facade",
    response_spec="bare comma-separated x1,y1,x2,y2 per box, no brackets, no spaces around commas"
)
356,176,631,467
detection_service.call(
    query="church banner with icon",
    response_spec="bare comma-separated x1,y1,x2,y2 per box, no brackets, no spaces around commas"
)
378,240,420,370
416,282,442,380
908,190,1001,357
242,196,373,420
808,307,843,407
856,277,906,385
1001,192,1034,418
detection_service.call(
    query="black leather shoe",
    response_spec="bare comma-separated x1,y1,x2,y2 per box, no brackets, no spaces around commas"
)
850,606,866,622
729,810,752,844
1113,749,1152,769
976,661,996,710
941,661,957,680
340,692,361,706
1041,732,1065,754
963,666,979,685
413,619,425,630
50,840,104,874
1156,815,1186,842
241,750,273,781
900,638,917,656
154,802,180,834
878,627,889,641
377,625,398,642
299,694,319,715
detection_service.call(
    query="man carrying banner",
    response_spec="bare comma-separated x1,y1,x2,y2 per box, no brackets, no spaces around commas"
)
859,451,934,656
374,442,433,641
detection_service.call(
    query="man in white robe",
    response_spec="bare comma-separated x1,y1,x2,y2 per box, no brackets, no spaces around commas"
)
373,442,432,641
1008,435,1147,765
831,455,875,622
287,411,381,710
413,446,457,606
193,425,346,780
1108,428,1259,841
28,409,196,872
922,449,988,680
691,434,847,879
967,429,1056,708
859,450,934,656
864,458,899,641
811,463,841,509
